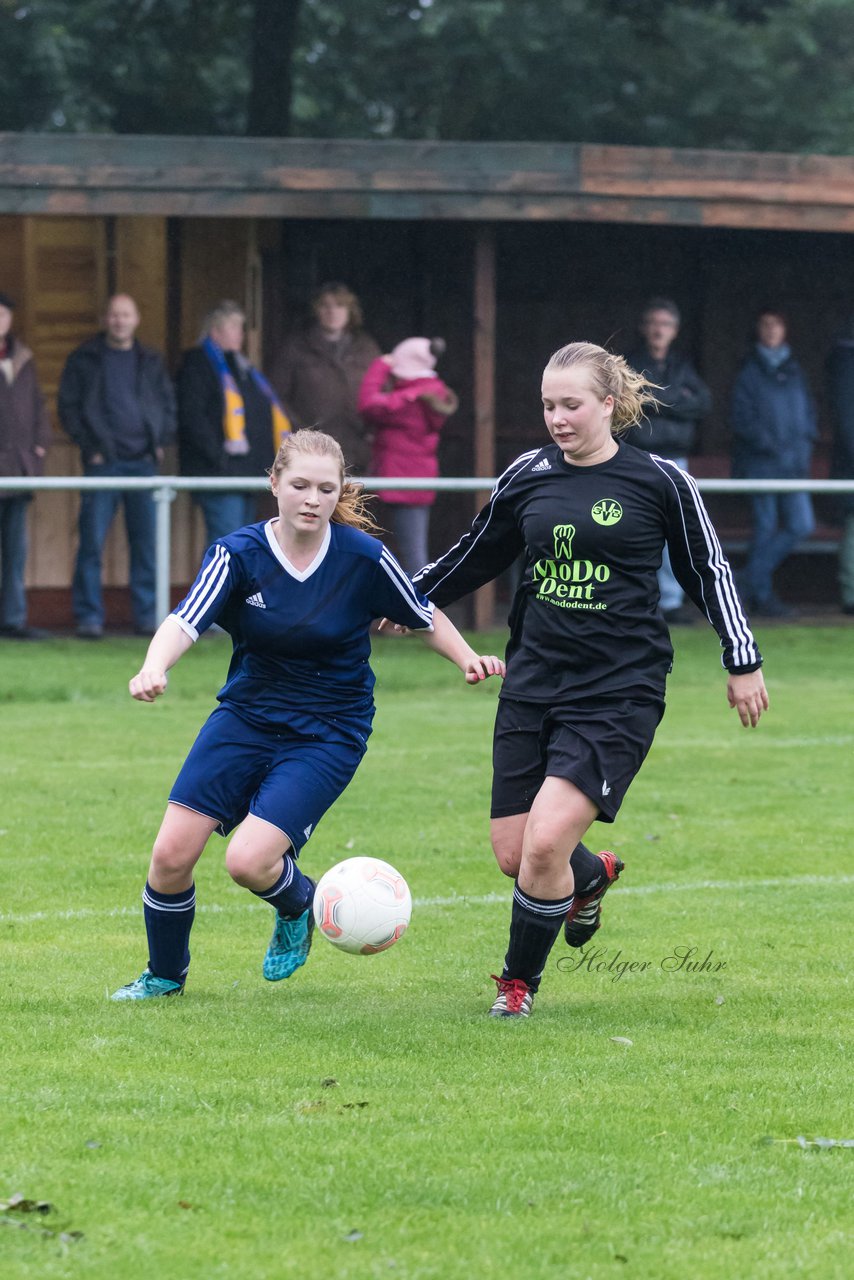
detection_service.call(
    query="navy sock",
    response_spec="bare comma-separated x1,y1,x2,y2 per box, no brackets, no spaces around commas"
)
569,842,603,896
502,883,574,993
252,854,314,918
142,882,195,983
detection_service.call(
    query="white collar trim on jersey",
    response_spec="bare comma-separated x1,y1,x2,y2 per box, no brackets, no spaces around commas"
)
264,519,331,581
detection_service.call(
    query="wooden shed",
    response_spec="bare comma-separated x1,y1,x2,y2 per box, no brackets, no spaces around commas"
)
2,133,853,625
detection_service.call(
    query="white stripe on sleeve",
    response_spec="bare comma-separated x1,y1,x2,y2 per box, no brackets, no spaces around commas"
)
652,457,756,667
175,544,232,632
379,548,435,627
412,449,539,594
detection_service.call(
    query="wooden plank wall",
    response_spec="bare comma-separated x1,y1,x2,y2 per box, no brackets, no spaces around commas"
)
20,216,107,589
0,213,255,605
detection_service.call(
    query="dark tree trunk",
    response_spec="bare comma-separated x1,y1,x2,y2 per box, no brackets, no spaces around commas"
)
247,0,302,137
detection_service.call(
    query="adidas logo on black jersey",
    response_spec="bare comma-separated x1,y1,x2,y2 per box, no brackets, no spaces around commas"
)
531,457,552,472
246,592,266,609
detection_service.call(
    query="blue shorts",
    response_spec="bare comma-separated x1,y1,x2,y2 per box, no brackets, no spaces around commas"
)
169,705,366,853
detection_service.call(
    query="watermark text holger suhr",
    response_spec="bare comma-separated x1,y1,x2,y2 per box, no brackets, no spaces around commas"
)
556,945,727,983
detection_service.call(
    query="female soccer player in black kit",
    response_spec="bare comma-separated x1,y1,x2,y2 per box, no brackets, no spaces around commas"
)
413,342,769,1019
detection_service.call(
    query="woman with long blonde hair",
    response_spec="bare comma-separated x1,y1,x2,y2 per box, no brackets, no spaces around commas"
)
111,429,504,1001
414,342,768,1019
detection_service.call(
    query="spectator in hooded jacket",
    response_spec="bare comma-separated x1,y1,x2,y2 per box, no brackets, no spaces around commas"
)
825,315,854,616
624,298,711,626
0,291,52,640
358,338,458,575
58,294,176,638
270,283,380,474
730,309,817,618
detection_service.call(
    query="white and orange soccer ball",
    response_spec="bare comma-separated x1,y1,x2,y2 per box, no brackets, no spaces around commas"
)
312,857,412,955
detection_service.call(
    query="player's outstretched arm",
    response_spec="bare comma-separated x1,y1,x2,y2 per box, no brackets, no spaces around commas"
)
727,669,769,728
418,607,505,685
129,615,195,702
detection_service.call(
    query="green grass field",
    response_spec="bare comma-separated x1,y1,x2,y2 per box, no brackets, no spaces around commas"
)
1,625,852,1279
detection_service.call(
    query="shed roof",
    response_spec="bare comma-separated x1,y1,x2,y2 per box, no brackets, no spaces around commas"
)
2,133,854,230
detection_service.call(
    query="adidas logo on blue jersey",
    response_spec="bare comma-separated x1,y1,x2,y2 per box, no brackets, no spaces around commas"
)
531,457,552,472
245,592,266,609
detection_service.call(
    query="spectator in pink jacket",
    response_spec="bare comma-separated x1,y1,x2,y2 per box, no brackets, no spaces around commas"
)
358,338,458,574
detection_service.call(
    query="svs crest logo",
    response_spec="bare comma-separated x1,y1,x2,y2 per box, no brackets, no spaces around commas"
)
591,499,623,526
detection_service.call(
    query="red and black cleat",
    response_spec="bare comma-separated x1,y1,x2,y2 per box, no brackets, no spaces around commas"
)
489,974,534,1018
564,851,624,948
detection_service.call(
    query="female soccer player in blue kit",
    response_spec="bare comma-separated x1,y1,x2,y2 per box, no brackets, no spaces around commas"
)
413,342,769,1019
111,429,503,1000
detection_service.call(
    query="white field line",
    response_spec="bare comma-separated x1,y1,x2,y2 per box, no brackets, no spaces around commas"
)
5,733,854,770
1,872,852,927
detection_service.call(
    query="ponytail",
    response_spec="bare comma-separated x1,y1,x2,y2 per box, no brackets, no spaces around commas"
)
544,342,660,434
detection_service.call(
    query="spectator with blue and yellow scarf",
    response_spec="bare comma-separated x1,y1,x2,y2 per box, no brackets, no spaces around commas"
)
177,301,291,546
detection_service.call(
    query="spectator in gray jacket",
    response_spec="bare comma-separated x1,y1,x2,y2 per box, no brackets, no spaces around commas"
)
59,295,176,638
730,309,816,618
0,291,52,639
826,316,854,615
625,298,712,625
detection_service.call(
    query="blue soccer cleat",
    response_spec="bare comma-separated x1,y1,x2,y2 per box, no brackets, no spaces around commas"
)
110,969,184,1001
263,887,316,982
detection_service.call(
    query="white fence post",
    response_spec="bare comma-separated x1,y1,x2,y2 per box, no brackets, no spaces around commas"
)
152,485,177,626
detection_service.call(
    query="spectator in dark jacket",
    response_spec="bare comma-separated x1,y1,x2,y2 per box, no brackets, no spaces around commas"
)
58,294,176,638
176,300,291,546
825,316,854,615
0,291,52,639
625,298,711,625
730,309,817,618
270,283,380,473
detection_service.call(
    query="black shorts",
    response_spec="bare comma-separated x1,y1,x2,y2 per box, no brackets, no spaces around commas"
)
490,696,665,823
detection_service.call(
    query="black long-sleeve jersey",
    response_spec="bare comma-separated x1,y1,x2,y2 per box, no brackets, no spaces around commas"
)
414,441,762,705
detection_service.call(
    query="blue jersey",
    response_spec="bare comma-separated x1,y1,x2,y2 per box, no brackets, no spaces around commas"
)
172,520,434,745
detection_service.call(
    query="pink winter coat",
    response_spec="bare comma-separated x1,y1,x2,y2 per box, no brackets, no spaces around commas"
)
358,357,454,505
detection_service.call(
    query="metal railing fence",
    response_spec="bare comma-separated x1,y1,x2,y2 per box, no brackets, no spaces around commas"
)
3,474,854,625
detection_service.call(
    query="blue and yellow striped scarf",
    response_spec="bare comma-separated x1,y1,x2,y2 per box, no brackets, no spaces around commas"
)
203,338,291,456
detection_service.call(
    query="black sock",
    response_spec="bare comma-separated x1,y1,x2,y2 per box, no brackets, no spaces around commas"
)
569,842,603,896
251,854,314,918
142,882,195,983
502,883,574,993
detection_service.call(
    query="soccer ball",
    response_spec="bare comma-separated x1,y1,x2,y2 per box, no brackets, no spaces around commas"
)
312,857,412,955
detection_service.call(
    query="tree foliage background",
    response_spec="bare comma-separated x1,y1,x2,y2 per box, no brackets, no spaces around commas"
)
2,0,853,153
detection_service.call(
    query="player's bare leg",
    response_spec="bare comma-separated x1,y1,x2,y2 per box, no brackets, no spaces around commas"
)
226,814,316,982
489,779,596,1018
111,804,216,1001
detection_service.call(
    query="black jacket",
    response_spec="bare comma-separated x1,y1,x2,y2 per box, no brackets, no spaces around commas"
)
58,335,176,464
623,347,712,458
176,347,277,479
